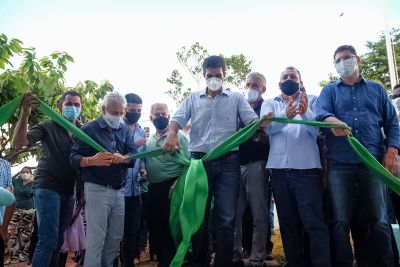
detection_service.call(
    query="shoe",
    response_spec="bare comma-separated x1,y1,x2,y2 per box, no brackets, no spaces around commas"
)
232,259,245,267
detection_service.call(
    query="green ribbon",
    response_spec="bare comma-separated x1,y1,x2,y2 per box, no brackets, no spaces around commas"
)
1,97,400,267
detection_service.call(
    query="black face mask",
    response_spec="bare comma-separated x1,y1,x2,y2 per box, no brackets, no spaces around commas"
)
125,111,141,124
152,116,169,130
280,79,300,96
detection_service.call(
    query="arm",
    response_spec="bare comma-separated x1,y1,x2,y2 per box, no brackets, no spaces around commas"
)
237,94,258,125
260,99,287,135
0,203,15,242
12,93,39,149
381,85,399,174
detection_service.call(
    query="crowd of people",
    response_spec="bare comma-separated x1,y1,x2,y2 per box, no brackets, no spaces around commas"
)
0,44,399,267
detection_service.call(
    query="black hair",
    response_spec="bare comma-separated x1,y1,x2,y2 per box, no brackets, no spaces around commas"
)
202,55,226,75
61,90,82,102
125,93,142,104
394,84,400,90
333,45,357,60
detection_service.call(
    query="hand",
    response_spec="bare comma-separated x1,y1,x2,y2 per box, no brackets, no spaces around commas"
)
285,98,298,119
21,92,39,116
384,147,398,175
260,112,274,128
140,168,147,177
324,117,351,136
0,226,8,243
135,138,147,147
297,94,308,115
90,152,113,166
111,153,127,164
164,132,180,152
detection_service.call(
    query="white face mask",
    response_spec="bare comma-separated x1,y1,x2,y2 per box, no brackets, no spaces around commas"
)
21,173,31,181
206,77,223,91
103,112,121,129
244,88,259,102
335,57,358,78
392,98,400,112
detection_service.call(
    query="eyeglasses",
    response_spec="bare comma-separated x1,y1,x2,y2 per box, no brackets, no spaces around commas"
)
334,55,355,64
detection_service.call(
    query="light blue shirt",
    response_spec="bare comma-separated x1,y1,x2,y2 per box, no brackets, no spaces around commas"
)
0,158,12,225
171,88,258,153
260,94,321,169
124,123,146,197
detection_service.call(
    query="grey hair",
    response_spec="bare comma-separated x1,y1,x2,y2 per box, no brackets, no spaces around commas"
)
150,103,169,115
102,91,127,108
246,72,266,87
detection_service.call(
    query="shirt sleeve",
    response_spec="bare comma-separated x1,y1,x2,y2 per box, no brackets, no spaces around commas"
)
381,85,400,149
26,123,46,146
237,94,258,125
70,126,92,170
6,161,12,188
260,99,288,135
315,85,335,121
171,95,192,129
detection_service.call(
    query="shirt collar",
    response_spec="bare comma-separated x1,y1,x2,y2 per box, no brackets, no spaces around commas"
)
200,87,232,97
335,75,366,86
97,115,109,129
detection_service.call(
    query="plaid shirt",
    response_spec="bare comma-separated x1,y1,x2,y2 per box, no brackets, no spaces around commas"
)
0,158,12,189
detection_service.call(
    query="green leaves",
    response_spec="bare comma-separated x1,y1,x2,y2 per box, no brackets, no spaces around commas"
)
166,42,253,106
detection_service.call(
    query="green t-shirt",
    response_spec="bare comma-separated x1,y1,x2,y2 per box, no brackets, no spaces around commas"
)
146,131,189,184
12,177,34,210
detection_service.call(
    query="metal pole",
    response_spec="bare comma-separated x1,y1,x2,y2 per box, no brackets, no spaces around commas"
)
383,0,399,89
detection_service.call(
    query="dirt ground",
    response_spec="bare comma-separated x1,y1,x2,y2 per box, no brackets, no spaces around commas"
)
6,230,286,267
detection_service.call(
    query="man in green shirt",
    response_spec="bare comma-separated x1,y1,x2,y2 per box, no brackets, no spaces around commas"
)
146,103,189,267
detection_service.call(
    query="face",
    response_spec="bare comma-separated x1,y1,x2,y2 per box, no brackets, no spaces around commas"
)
204,67,224,80
334,50,360,66
279,69,300,85
62,95,82,109
245,76,266,94
103,101,125,117
392,88,400,99
21,168,31,175
150,106,169,121
126,103,142,113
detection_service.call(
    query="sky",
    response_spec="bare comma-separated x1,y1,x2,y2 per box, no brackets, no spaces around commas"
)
1,0,400,172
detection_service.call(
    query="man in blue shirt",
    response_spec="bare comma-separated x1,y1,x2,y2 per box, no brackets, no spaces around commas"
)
315,45,399,267
164,55,259,267
120,93,146,267
261,67,331,267
70,92,136,267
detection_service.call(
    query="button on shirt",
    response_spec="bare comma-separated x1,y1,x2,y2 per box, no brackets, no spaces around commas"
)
171,88,258,153
70,116,137,189
315,76,399,163
260,95,321,169
124,122,146,197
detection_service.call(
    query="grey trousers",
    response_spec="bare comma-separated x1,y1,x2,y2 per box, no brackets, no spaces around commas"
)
84,182,125,267
233,160,269,264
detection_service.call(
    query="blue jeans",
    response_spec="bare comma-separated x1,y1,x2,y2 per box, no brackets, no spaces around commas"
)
189,151,241,267
32,188,74,267
327,159,393,267
271,169,331,267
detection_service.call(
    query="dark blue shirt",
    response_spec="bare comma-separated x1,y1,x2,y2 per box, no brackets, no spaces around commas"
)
70,116,137,189
315,76,399,163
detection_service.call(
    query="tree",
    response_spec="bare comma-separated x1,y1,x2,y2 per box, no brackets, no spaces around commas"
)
361,28,400,90
319,28,400,90
0,34,113,163
166,42,252,106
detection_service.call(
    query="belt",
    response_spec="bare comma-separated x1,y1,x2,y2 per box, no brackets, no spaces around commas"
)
190,151,238,160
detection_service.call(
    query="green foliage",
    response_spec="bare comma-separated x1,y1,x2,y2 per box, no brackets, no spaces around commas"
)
361,29,400,90
0,34,113,163
166,42,252,106
319,73,339,88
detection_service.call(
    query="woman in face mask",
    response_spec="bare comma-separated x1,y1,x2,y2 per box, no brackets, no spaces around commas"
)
7,167,35,264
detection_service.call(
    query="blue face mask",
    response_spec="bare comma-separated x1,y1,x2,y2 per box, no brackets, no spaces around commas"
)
62,106,81,121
